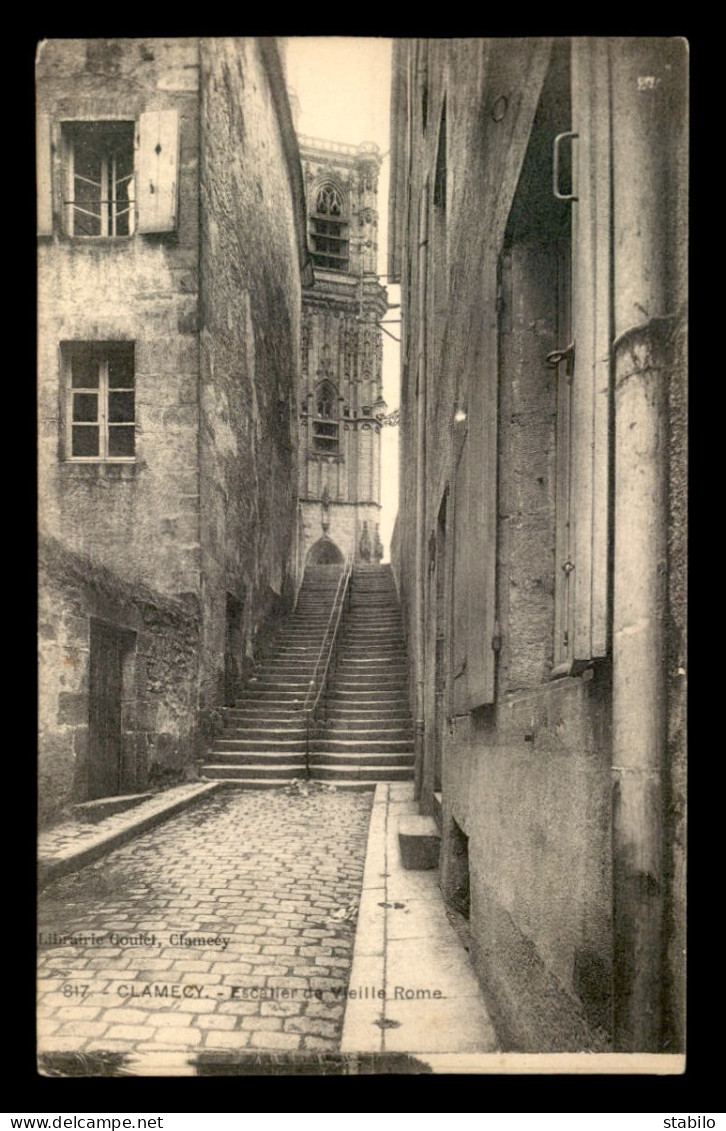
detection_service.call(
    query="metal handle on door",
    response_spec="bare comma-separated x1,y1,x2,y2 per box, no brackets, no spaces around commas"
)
553,131,578,201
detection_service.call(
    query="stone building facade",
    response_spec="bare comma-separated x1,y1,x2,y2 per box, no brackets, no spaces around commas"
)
389,38,687,1053
37,37,310,823
296,137,388,568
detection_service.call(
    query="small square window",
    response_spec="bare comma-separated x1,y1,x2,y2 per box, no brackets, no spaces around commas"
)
63,342,136,461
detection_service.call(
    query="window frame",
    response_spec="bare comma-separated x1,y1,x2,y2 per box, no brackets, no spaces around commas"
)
63,342,136,463
60,120,137,240
311,381,340,454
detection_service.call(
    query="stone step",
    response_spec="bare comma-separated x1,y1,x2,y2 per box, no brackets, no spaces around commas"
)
310,765,413,782
247,680,315,691
219,726,307,739
201,767,305,783
331,681,408,693
324,709,413,721
340,644,407,653
341,630,404,640
212,738,308,752
205,751,308,766
311,751,414,766
335,666,408,677
327,689,410,702
226,714,305,723
202,776,377,792
277,633,329,641
344,615,402,622
322,726,413,741
314,739,413,754
264,662,319,672
235,687,307,696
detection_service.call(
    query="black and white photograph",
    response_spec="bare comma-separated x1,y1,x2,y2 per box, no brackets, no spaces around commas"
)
36,35,688,1077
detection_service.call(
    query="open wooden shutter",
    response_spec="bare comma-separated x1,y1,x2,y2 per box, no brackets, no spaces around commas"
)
465,268,499,707
36,113,53,236
451,427,470,714
136,110,179,234
570,38,612,661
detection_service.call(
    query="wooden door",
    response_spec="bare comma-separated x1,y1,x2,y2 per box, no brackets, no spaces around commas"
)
88,620,123,799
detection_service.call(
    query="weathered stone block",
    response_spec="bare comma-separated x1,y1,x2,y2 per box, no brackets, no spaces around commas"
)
398,815,441,870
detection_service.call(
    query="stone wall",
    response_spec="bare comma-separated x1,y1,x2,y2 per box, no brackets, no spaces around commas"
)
38,537,200,825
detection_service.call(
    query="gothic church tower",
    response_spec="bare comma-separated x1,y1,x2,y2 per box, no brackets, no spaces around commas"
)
297,137,388,567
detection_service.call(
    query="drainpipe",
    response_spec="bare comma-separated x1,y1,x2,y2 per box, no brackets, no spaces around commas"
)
414,181,429,805
610,37,679,1051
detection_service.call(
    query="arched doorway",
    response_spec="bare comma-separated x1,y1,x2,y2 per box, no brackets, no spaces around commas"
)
307,536,344,566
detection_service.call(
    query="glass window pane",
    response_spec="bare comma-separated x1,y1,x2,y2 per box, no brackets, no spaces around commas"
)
72,426,99,457
72,393,98,422
71,347,99,388
73,206,102,237
109,392,134,423
108,346,135,388
108,426,135,457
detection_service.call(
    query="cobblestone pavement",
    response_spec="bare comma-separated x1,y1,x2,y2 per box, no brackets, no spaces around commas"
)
38,787,373,1057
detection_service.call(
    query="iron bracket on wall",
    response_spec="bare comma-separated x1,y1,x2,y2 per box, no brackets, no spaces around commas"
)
546,341,576,377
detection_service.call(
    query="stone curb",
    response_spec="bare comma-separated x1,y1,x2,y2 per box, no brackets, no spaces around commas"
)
38,782,224,889
340,782,388,1051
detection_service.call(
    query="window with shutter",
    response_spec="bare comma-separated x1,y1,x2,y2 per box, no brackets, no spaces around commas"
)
61,122,135,238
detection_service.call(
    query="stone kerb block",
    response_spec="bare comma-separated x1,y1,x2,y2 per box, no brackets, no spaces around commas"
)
398,814,441,871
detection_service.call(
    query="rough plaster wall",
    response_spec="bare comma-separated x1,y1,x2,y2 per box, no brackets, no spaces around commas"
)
37,39,202,599
443,678,612,1051
198,38,301,706
38,538,200,825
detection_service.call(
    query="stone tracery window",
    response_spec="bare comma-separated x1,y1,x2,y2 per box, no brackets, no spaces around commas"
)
313,380,339,453
316,185,343,216
310,183,349,271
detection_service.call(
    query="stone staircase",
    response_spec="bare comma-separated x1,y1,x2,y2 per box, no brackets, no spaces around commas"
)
200,565,343,788
200,562,414,789
310,563,414,785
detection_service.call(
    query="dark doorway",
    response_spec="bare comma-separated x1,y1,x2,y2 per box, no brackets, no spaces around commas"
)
88,620,134,800
224,592,245,706
307,536,344,566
